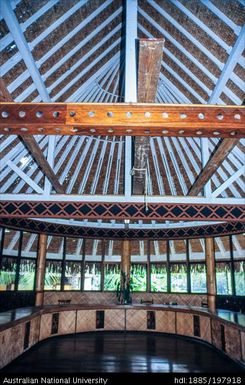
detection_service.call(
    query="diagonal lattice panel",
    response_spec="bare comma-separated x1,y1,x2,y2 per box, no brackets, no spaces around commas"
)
0,201,244,222
0,218,244,240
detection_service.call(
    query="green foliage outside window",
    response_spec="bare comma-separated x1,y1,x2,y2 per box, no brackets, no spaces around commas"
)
18,259,36,290
0,258,17,291
151,264,167,292
104,264,121,291
44,261,62,290
64,262,81,290
216,262,232,295
131,264,147,291
190,264,207,293
170,264,187,292
84,263,101,290
234,261,245,296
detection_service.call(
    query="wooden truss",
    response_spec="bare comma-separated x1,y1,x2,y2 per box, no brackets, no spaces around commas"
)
0,102,244,138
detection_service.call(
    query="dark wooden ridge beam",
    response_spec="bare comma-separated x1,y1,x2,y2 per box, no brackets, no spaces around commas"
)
188,138,240,196
133,38,165,194
0,78,65,194
0,102,244,137
137,38,165,103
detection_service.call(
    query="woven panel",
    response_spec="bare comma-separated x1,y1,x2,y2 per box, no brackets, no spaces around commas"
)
132,293,207,307
44,292,116,305
156,310,175,333
176,313,193,336
0,324,23,369
29,316,41,346
76,310,96,332
211,319,222,350
241,332,245,362
104,309,125,330
126,309,147,331
200,316,211,343
39,314,52,341
225,325,241,361
58,311,76,335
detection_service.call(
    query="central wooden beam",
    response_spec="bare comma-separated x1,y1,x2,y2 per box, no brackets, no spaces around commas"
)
133,38,164,194
0,102,244,138
189,138,240,196
0,80,65,194
137,39,165,103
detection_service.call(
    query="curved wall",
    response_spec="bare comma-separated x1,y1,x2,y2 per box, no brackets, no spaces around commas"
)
0,305,244,370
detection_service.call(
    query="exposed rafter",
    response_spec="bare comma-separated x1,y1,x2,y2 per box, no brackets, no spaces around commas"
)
1,0,50,102
0,78,65,194
133,38,164,194
209,25,245,104
188,139,240,196
194,24,245,197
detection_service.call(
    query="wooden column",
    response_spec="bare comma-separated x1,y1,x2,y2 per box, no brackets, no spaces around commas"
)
122,240,131,277
205,237,216,312
35,234,47,306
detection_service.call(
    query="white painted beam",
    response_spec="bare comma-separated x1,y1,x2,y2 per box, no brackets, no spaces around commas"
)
212,166,245,198
209,25,245,104
6,160,44,194
1,0,50,102
124,0,138,197
0,193,244,205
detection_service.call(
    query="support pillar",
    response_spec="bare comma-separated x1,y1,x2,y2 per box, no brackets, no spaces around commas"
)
35,234,47,306
122,240,131,277
205,237,216,312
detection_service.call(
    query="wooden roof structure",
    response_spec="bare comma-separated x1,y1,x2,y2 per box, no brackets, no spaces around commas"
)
0,0,244,257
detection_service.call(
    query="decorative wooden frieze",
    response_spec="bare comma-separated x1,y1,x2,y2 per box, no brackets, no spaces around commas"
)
0,218,244,240
0,201,244,221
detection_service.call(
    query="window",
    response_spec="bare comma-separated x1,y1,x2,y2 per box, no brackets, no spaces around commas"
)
234,261,245,296
170,264,187,292
0,257,17,291
189,239,205,261
232,234,244,260
131,240,147,262
66,238,83,261
104,264,121,291
131,264,147,291
214,236,230,260
85,239,102,262
44,261,62,290
216,262,232,295
18,259,36,290
150,264,167,292
190,264,207,293
104,240,122,262
3,229,20,257
150,240,167,262
169,240,186,262
84,262,101,290
21,232,38,258
64,262,81,290
46,236,64,260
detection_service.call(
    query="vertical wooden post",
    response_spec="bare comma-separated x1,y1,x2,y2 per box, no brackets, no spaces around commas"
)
122,240,131,277
205,237,216,312
35,234,47,306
